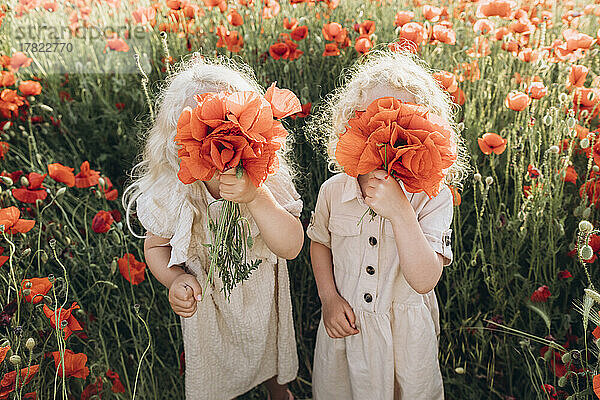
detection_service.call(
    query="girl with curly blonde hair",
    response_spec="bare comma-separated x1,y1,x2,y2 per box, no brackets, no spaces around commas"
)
306,48,469,400
123,55,303,400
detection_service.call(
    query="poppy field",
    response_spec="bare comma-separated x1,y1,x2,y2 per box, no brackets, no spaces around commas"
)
1,0,600,398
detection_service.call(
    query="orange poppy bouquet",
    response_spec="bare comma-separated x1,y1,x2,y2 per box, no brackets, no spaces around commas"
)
175,83,301,298
335,97,457,219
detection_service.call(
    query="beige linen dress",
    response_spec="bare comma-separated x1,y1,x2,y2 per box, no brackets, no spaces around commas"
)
306,173,453,400
135,172,302,400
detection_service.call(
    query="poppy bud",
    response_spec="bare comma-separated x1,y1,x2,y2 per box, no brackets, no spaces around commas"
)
566,117,576,129
561,352,571,364
56,187,67,197
580,138,590,149
41,251,48,264
583,207,592,219
558,93,569,103
485,176,494,185
98,177,106,188
20,176,29,187
548,145,559,154
25,338,35,351
22,248,31,257
111,259,118,274
39,104,54,112
579,244,593,260
1,177,13,186
474,173,482,182
579,220,593,232
65,236,71,246
543,348,552,362
95,190,102,199
454,367,465,374
542,115,553,125
9,355,21,366
112,230,121,244
558,376,567,387
49,238,57,248
1,121,10,131
594,165,600,173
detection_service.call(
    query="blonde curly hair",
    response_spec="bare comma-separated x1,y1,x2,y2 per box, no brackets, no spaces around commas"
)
122,54,295,239
307,48,470,188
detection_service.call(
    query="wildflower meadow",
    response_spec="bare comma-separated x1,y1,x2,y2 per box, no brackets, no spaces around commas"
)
1,0,600,398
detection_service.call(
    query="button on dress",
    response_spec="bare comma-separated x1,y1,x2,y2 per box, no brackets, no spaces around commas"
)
135,172,302,400
306,173,453,400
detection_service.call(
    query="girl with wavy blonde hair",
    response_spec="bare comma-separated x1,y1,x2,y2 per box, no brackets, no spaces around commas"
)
306,49,469,400
123,55,304,400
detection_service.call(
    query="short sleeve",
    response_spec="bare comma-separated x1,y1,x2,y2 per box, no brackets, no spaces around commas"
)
417,184,454,266
135,180,195,269
306,183,331,248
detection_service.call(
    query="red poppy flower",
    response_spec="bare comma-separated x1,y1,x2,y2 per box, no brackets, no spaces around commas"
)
478,133,507,155
290,25,308,41
106,36,129,52
48,163,75,187
322,22,348,43
563,165,577,184
354,35,372,54
505,91,531,111
473,19,494,35
568,65,588,90
0,71,15,87
81,376,103,400
423,5,443,21
531,285,551,302
226,10,243,26
323,42,340,56
99,176,118,200
106,369,126,393
0,248,8,268
175,85,300,187
75,161,100,188
12,172,48,204
20,277,52,304
0,206,35,234
43,302,83,339
398,22,428,48
115,102,125,110
8,52,33,72
283,17,297,30
335,97,457,198
527,164,540,179
118,253,146,285
18,81,42,96
527,81,547,99
290,103,311,119
52,349,89,379
580,179,600,207
558,270,572,279
0,89,25,119
215,27,244,52
476,0,515,18
0,365,39,398
92,210,114,233
432,24,456,45
356,20,375,35
394,11,414,27
0,347,9,364
0,142,9,160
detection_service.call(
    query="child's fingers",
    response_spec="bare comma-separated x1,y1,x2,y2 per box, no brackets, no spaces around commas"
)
372,170,388,180
184,278,203,301
343,303,358,330
173,285,191,301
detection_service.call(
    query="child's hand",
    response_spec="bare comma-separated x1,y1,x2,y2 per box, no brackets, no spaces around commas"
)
169,273,203,318
218,168,259,204
364,170,413,221
321,293,359,338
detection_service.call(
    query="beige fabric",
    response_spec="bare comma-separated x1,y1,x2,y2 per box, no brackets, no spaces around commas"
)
306,173,453,400
136,173,302,400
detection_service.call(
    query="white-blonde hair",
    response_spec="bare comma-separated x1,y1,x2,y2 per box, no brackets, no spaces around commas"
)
122,54,295,239
307,48,470,188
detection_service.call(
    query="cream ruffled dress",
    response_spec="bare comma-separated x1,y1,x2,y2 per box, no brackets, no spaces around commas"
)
135,172,302,400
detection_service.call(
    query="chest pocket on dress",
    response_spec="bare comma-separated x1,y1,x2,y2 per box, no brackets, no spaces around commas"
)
329,214,362,272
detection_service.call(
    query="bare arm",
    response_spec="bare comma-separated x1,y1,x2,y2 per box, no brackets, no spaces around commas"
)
143,232,203,317
219,169,304,260
364,170,443,294
310,240,359,338
143,233,186,288
246,186,304,259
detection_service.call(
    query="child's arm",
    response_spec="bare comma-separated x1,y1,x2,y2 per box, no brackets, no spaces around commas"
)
363,170,444,294
144,232,203,318
218,168,304,259
311,240,359,338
